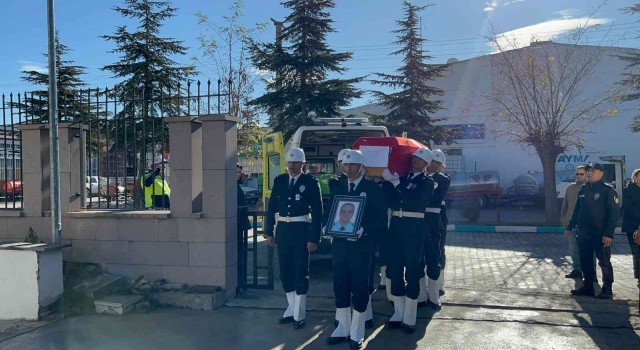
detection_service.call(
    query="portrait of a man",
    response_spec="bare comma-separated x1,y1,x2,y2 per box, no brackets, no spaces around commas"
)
325,196,365,238
331,202,356,232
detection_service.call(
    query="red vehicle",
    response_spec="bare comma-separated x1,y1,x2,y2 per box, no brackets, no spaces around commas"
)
446,170,501,208
0,180,22,198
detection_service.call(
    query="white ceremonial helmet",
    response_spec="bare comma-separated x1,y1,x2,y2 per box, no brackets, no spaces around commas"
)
286,148,306,162
337,149,351,163
342,150,364,165
432,149,446,165
412,147,433,164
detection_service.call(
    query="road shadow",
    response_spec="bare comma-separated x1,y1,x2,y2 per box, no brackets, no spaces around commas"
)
571,293,640,349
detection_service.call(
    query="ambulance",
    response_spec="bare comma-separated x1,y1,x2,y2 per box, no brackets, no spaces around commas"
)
261,118,389,252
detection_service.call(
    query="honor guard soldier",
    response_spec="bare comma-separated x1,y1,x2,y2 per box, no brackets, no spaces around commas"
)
328,148,349,328
265,148,323,329
381,147,434,333
434,150,452,297
423,149,450,309
325,150,386,349
566,162,620,299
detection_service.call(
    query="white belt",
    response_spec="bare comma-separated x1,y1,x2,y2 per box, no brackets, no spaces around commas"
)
425,208,442,214
277,214,312,223
441,201,446,206
391,210,424,219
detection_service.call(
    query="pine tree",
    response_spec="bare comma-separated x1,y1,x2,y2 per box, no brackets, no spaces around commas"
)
619,3,640,131
101,0,194,208
368,1,450,147
15,36,92,124
102,0,194,120
249,0,362,141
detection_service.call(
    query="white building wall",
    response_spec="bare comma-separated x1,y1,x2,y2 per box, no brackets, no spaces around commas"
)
345,43,640,192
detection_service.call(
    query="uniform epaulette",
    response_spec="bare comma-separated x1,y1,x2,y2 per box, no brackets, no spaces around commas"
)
604,182,614,189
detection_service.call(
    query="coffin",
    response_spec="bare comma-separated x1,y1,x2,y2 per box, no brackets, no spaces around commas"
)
352,137,425,177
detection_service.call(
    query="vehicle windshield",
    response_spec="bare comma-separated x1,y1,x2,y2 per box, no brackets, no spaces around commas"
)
306,160,336,175
300,130,386,151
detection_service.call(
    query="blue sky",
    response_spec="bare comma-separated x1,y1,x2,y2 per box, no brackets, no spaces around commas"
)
0,0,638,111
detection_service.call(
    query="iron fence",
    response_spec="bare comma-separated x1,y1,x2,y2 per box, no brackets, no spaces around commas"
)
0,78,231,211
0,94,26,210
237,210,274,294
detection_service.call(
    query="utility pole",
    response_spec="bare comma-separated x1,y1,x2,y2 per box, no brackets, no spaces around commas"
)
47,0,62,243
270,18,283,90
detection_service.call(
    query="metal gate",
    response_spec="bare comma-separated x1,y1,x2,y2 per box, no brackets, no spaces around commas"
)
237,209,274,294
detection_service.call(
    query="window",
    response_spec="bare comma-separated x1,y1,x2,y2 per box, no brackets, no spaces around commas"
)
306,160,336,175
442,149,464,173
300,130,387,153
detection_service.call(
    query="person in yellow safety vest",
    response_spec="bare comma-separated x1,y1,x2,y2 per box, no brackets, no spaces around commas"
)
142,155,171,209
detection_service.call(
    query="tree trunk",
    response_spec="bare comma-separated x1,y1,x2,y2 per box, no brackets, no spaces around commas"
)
540,151,560,224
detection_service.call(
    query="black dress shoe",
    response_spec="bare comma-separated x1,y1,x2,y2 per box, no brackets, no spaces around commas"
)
571,286,595,297
565,270,583,278
365,319,374,329
402,323,415,334
426,301,441,311
326,336,348,345
349,339,364,349
439,290,445,296
377,284,386,291
386,320,403,329
278,316,294,324
293,320,305,329
598,286,613,299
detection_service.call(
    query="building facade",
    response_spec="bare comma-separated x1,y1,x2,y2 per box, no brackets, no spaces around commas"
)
345,42,640,194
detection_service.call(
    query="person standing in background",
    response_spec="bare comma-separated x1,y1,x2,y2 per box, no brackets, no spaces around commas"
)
566,163,619,299
561,165,588,279
622,168,640,310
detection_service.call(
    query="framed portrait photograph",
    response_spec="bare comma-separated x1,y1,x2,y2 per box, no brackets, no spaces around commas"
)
326,195,366,238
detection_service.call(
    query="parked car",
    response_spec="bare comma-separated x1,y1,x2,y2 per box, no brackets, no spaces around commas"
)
86,176,108,196
240,185,260,205
86,176,126,198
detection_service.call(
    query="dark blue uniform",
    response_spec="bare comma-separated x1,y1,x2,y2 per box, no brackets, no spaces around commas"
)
266,173,323,295
383,172,434,299
439,173,451,268
567,180,619,290
423,172,450,280
325,177,387,312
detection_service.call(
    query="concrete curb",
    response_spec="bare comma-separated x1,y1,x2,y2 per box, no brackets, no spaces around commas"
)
447,224,625,234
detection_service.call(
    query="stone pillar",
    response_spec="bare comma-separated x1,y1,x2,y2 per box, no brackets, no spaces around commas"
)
198,114,238,293
58,123,87,213
18,124,50,216
165,117,202,217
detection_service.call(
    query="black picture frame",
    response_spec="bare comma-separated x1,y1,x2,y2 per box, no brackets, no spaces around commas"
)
325,195,366,238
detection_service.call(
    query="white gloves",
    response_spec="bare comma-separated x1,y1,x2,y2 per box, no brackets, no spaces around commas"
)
382,168,400,187
347,227,364,241
322,226,327,235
